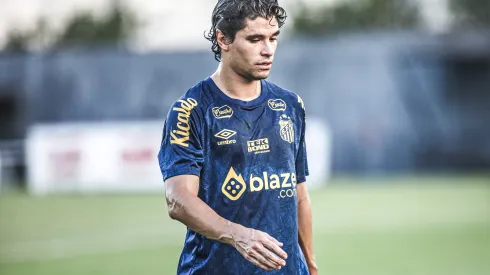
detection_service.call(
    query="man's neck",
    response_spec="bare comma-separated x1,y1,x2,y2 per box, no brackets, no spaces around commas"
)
211,64,261,101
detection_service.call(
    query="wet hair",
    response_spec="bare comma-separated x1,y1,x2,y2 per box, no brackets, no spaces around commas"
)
204,0,287,62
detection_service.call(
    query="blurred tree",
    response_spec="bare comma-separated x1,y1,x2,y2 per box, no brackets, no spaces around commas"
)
3,18,51,53
4,32,30,53
293,0,421,35
449,0,490,28
55,2,138,48
1,1,138,52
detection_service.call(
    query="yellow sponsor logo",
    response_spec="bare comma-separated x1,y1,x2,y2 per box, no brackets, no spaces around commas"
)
212,105,233,119
268,99,287,111
222,167,297,200
249,172,297,192
247,138,270,154
170,98,198,147
279,189,298,198
222,167,247,200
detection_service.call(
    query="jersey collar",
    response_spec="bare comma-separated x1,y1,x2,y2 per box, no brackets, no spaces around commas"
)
205,77,269,108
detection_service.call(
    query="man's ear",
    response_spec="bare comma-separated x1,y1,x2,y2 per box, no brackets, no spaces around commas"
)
216,29,231,53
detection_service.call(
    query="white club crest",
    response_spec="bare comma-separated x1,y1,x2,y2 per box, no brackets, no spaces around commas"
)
279,114,294,143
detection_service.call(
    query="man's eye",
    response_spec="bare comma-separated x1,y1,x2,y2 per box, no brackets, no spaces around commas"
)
270,37,278,42
250,39,260,43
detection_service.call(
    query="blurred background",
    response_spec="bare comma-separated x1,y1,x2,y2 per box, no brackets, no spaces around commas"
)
0,0,489,274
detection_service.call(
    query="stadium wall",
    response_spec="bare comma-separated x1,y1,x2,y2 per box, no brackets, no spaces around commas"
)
1,32,489,174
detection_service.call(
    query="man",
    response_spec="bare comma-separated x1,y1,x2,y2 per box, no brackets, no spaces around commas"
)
158,0,317,274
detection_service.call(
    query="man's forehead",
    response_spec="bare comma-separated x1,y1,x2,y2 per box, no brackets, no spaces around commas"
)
241,17,279,34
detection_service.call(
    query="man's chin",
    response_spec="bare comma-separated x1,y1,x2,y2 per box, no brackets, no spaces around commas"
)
251,72,270,80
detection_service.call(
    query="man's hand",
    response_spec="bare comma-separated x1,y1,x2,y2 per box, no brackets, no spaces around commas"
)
165,176,288,271
231,225,288,271
309,266,319,275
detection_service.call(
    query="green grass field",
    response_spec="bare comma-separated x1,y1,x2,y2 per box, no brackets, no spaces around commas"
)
1,176,489,275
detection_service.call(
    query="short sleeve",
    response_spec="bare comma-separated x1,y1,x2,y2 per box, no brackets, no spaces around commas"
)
158,98,204,181
296,101,309,183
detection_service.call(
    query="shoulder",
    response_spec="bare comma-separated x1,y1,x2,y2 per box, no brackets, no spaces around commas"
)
172,80,214,113
167,79,216,119
265,81,306,114
165,80,216,134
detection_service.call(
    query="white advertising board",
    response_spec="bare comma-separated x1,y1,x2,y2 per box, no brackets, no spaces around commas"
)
26,118,331,195
26,121,165,195
304,117,332,189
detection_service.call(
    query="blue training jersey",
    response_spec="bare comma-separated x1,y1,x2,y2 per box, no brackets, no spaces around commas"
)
158,77,309,274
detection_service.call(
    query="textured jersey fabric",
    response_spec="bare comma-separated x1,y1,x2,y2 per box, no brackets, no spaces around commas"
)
158,77,309,274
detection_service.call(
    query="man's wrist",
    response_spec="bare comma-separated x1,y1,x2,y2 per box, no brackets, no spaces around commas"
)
308,260,318,271
308,265,318,275
218,221,244,246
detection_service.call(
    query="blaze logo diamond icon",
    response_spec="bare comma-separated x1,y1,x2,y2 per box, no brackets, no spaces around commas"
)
222,167,247,200
215,129,237,140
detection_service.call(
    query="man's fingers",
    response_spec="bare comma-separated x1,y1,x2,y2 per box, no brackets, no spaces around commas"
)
265,233,284,248
236,229,288,271
262,238,288,261
249,247,280,270
257,243,286,267
246,254,271,271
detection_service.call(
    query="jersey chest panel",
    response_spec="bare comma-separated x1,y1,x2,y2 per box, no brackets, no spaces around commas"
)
206,105,296,166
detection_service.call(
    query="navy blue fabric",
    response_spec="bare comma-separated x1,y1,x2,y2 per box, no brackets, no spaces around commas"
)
158,77,309,274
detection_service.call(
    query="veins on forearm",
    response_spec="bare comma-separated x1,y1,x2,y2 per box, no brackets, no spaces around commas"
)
167,193,234,244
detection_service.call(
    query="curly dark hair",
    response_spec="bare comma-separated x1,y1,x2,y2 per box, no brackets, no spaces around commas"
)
204,0,287,62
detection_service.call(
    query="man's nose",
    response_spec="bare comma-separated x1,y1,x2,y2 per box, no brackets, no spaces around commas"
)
261,41,274,57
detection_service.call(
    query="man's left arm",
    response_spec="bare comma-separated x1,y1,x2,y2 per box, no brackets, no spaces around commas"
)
297,183,318,274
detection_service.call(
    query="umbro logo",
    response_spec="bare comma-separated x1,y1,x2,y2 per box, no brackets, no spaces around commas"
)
215,129,237,146
215,129,237,140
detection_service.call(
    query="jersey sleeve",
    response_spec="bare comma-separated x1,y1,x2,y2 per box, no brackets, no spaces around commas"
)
158,98,204,181
296,99,309,183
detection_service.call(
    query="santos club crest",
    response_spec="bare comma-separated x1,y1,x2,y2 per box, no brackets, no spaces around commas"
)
279,114,294,143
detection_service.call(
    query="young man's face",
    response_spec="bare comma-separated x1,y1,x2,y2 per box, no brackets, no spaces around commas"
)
224,16,280,81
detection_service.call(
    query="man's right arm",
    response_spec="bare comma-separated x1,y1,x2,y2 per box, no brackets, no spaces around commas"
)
165,174,288,271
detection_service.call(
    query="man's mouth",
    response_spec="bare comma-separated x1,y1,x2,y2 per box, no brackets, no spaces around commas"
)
257,61,272,66
257,61,273,70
